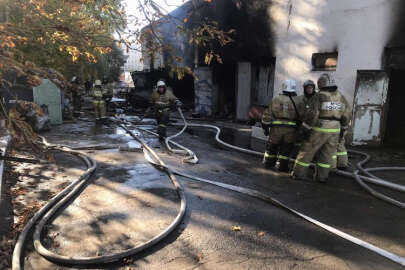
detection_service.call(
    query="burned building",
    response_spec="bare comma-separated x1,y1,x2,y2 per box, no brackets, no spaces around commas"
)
270,0,405,146
140,0,275,118
142,0,405,146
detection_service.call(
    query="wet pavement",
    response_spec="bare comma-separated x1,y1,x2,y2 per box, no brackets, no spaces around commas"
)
9,116,405,269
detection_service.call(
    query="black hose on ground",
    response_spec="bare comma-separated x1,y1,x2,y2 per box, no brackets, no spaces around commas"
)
12,112,405,269
12,141,97,270
127,116,405,267
12,129,187,269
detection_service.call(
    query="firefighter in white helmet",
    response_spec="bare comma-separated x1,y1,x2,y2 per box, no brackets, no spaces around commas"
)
150,80,182,139
92,79,106,121
261,79,302,172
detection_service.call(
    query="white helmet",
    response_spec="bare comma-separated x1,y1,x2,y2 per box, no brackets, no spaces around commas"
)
157,80,166,87
95,80,102,86
282,79,297,93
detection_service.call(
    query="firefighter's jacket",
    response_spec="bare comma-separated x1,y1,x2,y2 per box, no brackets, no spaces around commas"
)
150,88,179,110
262,94,301,128
92,87,104,101
302,89,352,132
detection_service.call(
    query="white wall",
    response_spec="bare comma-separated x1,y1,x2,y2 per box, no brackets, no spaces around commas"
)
141,50,164,71
270,0,400,104
236,62,252,121
123,49,144,72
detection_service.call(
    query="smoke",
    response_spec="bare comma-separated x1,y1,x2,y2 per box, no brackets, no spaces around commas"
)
157,0,276,67
386,1,405,48
216,0,276,63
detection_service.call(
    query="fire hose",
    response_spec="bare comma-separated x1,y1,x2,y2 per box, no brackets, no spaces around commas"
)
12,133,187,268
168,108,405,209
170,122,405,208
12,109,405,269
119,109,405,266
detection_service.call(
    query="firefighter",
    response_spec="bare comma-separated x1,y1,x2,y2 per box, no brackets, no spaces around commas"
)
299,80,316,110
85,79,93,94
292,73,352,182
102,77,114,112
261,79,301,172
92,79,106,121
70,76,82,117
150,80,182,140
292,80,317,158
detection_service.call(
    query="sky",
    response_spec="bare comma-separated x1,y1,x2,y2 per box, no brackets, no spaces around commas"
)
121,0,187,70
124,0,186,29
122,0,186,48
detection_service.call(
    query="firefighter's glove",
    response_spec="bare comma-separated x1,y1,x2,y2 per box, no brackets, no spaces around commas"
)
144,107,152,116
262,123,270,136
296,124,311,142
339,126,348,142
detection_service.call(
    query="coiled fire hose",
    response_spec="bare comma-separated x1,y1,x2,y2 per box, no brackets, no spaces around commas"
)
12,109,405,269
12,134,187,269
164,109,198,164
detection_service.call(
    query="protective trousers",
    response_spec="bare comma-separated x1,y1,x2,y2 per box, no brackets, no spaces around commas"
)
104,95,112,112
73,92,81,112
93,100,106,119
293,130,339,181
156,108,170,138
332,137,348,169
263,126,296,172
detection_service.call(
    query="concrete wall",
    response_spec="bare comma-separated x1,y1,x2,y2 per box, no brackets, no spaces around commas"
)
236,62,252,121
123,49,143,72
141,48,164,71
252,64,275,106
270,0,401,104
194,67,217,116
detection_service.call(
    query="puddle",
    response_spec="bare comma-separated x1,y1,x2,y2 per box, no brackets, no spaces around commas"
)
120,164,167,190
128,141,142,149
115,128,129,135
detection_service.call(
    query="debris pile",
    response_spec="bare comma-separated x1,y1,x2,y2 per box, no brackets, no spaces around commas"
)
7,101,49,152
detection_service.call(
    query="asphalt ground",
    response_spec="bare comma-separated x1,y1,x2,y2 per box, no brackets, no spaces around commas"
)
3,117,405,270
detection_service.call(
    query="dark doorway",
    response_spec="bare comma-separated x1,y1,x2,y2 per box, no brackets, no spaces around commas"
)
166,73,195,104
213,61,236,117
385,69,405,146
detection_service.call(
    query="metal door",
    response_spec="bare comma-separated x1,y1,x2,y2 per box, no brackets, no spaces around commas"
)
33,79,62,124
352,70,389,145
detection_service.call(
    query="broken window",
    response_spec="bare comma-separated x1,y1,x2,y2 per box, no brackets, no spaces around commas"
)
311,52,338,71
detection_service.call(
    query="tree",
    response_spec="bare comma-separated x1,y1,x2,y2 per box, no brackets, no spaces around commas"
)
0,0,127,148
0,0,127,88
133,0,235,79
0,0,234,148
